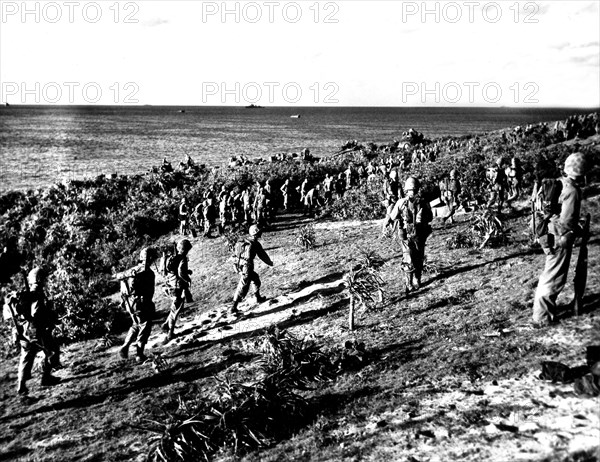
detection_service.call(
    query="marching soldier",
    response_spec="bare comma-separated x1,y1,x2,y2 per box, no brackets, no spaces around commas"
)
486,157,507,214
7,268,61,395
161,239,193,343
440,169,462,224
230,225,273,314
390,177,433,292
116,247,157,362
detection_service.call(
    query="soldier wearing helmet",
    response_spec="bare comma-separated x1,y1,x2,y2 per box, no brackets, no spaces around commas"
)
532,152,587,327
485,157,508,214
383,169,402,203
389,177,433,292
506,156,523,203
13,267,61,395
440,170,462,224
116,247,158,362
230,225,273,314
161,239,193,342
179,198,190,236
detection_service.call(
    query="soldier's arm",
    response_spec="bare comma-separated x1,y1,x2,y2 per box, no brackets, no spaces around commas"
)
559,186,582,235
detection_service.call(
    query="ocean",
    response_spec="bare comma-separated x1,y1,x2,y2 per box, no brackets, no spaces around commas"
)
0,105,596,192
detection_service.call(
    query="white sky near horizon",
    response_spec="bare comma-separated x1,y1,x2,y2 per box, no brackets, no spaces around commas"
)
0,0,598,106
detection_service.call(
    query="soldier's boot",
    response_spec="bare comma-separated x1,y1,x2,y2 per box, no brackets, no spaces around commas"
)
119,331,135,359
41,371,61,387
411,274,420,290
230,300,240,314
16,376,28,395
403,272,412,294
135,345,148,362
255,291,266,304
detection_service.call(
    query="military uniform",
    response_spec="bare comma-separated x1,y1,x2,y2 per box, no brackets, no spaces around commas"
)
118,252,156,361
161,240,192,341
12,269,61,394
440,172,461,223
486,160,507,213
390,178,433,291
532,174,583,325
231,226,273,312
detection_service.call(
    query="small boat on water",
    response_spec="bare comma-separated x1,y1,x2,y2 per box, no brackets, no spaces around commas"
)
290,114,301,118
179,109,186,113
245,104,264,109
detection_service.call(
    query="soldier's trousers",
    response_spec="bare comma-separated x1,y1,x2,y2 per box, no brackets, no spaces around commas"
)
402,236,427,281
532,245,573,324
124,310,154,349
18,337,52,388
163,291,185,334
234,270,261,302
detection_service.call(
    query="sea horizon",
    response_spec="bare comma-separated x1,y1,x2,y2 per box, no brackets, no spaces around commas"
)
1,105,597,193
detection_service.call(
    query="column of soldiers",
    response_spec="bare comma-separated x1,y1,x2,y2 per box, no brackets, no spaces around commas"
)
2,150,590,397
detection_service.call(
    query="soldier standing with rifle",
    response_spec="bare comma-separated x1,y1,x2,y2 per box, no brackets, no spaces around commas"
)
161,239,193,343
390,177,433,292
115,247,158,362
532,152,589,327
7,268,61,395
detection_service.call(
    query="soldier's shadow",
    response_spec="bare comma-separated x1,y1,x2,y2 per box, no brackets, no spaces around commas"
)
0,350,255,423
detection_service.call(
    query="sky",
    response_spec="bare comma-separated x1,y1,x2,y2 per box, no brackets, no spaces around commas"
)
0,0,599,106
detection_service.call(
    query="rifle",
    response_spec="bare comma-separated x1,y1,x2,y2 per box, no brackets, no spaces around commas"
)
573,213,591,316
531,180,538,242
114,266,142,325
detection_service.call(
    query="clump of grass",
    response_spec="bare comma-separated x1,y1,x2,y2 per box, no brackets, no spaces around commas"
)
344,250,385,331
470,210,510,249
146,328,347,462
446,231,477,249
295,224,316,250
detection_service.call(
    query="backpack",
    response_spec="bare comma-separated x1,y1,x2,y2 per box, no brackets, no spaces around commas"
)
232,239,252,272
158,252,180,277
531,178,563,239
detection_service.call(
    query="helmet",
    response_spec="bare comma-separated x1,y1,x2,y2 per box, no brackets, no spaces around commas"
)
249,225,261,237
181,197,187,203
389,170,398,180
27,267,45,286
449,169,457,179
139,247,157,264
177,239,192,253
564,152,586,177
404,177,419,191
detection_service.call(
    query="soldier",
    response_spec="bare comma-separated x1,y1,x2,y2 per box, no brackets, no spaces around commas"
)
506,156,523,203
532,153,588,327
440,169,462,224
202,191,217,237
383,170,402,203
10,268,61,395
161,239,193,343
117,247,157,362
304,185,323,216
390,177,433,292
254,185,269,227
179,198,189,235
280,179,293,211
486,157,507,214
322,174,334,205
299,177,309,204
335,173,346,200
193,201,204,235
230,225,273,314
218,187,229,234
241,187,252,223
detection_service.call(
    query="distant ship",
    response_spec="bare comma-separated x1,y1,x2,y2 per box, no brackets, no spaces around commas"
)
5,102,9,106
290,114,301,118
178,109,186,113
245,104,264,109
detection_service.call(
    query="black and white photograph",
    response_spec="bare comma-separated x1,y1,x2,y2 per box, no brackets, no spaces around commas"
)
1,1,599,460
